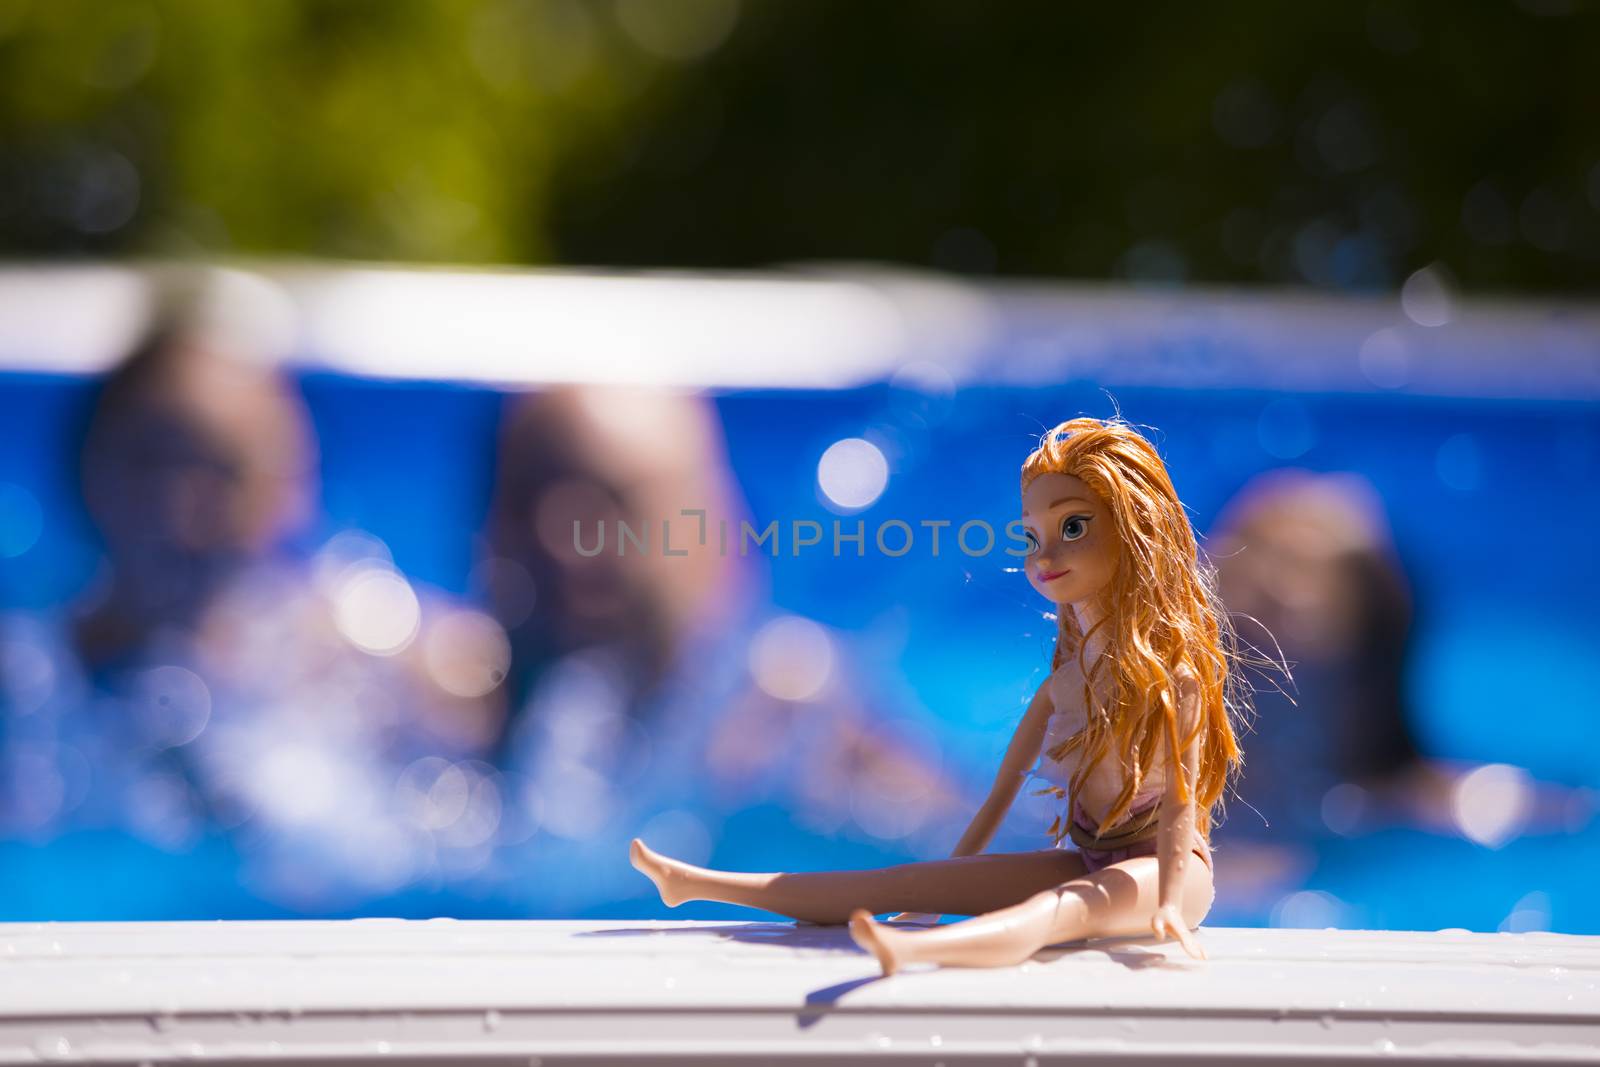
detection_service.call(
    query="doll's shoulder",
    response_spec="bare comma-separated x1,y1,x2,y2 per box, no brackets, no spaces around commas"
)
1171,661,1200,692
1169,662,1202,729
1171,661,1199,690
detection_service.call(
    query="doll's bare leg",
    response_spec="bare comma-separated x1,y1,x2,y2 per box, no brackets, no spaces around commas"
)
630,838,1087,925
849,853,1213,975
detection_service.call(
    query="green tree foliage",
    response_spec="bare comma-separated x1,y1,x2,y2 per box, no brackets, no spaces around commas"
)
0,0,663,260
550,1,1600,293
2,0,1596,293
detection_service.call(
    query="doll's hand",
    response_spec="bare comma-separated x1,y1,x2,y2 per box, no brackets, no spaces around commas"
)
1150,903,1205,960
885,912,941,925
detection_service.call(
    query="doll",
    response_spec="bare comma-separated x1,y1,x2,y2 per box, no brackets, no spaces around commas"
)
631,417,1246,974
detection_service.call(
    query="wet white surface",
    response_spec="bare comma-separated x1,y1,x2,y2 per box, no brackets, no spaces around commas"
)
1,920,1597,1063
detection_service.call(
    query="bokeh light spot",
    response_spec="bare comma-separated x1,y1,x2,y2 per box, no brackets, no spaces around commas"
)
817,437,888,511
1271,889,1346,929
133,665,212,748
615,0,740,61
69,148,141,235
1499,890,1552,933
424,610,512,698
1452,763,1532,848
256,744,342,825
749,615,834,702
335,567,422,655
0,635,56,715
1357,327,1410,389
1320,782,1367,836
1401,265,1453,327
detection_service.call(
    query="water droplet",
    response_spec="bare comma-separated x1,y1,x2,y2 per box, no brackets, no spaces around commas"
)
32,1035,71,1060
483,1009,502,1032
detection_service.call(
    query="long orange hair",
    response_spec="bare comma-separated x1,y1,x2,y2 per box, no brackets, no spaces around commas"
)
1022,417,1244,840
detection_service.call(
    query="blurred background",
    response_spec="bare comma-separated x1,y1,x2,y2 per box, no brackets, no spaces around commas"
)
0,0,1596,935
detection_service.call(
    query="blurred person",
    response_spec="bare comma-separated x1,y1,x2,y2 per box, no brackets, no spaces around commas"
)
74,290,314,668
479,386,967,914
1210,469,1585,854
1195,469,1418,911
0,274,503,914
4,276,315,852
1211,469,1418,839
485,386,739,716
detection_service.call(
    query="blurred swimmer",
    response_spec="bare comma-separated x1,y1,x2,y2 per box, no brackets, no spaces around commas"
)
2,271,503,911
480,386,968,913
1211,469,1587,849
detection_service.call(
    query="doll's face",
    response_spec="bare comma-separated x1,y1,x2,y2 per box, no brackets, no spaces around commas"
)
1021,472,1120,607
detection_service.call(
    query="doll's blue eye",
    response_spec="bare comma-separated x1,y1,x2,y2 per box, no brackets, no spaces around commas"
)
1061,515,1090,541
1024,530,1040,554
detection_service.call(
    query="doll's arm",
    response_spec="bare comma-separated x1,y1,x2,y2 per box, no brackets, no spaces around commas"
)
1151,668,1205,958
949,678,1055,857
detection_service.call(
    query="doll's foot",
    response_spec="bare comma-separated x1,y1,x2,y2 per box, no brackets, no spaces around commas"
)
849,909,906,977
630,838,696,908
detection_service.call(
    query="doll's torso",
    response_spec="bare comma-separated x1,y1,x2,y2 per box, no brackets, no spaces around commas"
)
1039,657,1167,831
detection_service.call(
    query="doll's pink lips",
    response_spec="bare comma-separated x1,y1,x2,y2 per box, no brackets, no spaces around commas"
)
1038,568,1070,582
